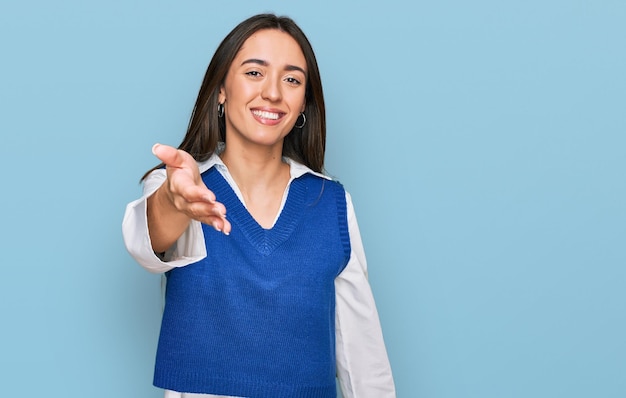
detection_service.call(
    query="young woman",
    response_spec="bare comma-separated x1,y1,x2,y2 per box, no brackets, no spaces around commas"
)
122,13,395,398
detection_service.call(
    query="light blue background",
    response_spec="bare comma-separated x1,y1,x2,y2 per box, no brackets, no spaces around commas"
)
1,1,624,397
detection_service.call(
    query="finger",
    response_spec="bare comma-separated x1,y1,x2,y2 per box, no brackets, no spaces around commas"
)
169,177,218,205
182,200,230,235
221,218,232,235
183,200,227,219
197,215,232,236
214,217,232,236
152,143,187,169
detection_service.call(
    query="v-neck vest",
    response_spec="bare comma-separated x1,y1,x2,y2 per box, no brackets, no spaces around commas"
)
154,167,351,398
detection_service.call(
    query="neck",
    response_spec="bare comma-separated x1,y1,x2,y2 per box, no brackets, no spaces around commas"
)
220,142,290,197
221,142,284,180
220,142,291,228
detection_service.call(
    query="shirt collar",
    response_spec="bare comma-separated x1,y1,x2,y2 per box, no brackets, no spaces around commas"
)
197,151,330,181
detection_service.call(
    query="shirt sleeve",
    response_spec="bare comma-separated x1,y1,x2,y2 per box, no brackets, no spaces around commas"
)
335,192,396,398
121,169,207,273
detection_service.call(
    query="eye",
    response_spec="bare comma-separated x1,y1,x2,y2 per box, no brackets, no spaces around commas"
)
285,76,302,86
245,70,262,78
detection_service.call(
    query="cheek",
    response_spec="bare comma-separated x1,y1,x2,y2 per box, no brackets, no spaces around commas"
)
223,77,253,104
288,91,307,112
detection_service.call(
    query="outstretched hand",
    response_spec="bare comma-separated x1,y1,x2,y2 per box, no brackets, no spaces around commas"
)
152,143,231,235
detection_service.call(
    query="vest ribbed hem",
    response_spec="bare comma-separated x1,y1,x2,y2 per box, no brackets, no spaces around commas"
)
155,368,336,398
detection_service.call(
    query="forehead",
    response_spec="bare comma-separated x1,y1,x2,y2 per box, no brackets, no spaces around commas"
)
233,29,306,70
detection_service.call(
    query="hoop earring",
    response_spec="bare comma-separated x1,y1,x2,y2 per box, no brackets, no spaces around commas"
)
217,103,224,118
294,113,306,129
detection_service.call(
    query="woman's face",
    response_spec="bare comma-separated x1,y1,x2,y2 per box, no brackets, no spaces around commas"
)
219,29,307,150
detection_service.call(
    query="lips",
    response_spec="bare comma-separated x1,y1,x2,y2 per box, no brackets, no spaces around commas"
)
252,110,281,120
251,109,285,125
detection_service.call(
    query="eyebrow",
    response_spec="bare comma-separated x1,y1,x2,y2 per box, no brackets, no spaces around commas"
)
241,58,307,76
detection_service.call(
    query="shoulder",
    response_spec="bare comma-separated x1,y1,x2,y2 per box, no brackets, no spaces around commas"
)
285,157,349,198
297,172,345,193
285,158,343,186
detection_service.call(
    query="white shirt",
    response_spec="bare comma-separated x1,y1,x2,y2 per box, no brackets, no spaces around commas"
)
122,154,396,398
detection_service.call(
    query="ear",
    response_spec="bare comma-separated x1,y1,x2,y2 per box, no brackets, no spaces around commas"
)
218,86,226,104
300,100,306,113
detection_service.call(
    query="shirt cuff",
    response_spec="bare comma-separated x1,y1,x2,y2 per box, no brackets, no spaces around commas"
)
121,172,207,273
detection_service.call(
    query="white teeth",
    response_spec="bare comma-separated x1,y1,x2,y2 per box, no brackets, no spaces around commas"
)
252,110,280,120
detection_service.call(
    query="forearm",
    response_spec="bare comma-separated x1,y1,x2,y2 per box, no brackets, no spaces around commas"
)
148,184,192,253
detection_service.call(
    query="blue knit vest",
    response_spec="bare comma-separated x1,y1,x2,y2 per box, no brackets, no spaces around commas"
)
154,167,351,398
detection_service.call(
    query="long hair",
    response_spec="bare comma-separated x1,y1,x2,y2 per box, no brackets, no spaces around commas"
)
142,14,326,180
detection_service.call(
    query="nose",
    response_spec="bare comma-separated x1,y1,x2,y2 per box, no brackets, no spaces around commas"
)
260,74,282,102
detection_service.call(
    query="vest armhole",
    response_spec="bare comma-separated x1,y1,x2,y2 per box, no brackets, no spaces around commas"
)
331,180,351,273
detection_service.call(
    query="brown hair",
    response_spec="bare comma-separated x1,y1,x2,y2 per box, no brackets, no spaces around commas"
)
142,13,326,180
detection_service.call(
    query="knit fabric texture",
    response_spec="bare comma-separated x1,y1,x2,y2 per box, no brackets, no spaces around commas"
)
154,167,351,398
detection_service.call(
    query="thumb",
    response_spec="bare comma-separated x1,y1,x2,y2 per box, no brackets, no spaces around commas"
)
152,143,186,169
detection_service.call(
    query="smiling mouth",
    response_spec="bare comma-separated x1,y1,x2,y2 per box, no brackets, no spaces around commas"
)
252,110,282,120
